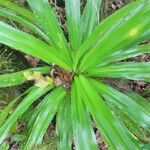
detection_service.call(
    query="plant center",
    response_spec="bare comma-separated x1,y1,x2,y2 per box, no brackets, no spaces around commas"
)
50,64,73,89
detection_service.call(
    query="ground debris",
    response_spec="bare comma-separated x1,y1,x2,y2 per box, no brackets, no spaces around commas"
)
102,0,135,18
96,131,108,150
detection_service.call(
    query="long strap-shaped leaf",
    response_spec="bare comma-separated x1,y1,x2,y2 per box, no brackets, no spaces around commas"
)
0,0,37,22
71,80,98,150
80,0,148,53
141,144,150,150
65,0,81,50
0,7,50,44
75,0,150,71
25,87,66,150
79,1,150,71
0,85,52,144
88,62,150,82
0,67,50,88
81,0,102,41
0,86,34,127
73,0,145,71
27,0,72,65
76,75,140,150
99,44,150,66
126,93,150,114
27,98,51,131
56,95,72,150
0,21,71,70
27,90,56,130
108,103,149,143
91,79,150,130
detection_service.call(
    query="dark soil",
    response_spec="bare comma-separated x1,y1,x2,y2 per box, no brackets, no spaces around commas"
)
102,0,135,18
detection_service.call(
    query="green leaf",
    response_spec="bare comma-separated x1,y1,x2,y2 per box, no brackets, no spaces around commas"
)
0,21,71,70
142,144,150,150
100,44,150,66
87,62,150,82
71,81,98,150
0,86,34,127
0,99,17,127
0,141,9,150
0,67,50,87
91,79,150,130
81,0,102,41
126,92,150,114
0,0,37,22
25,87,66,149
65,0,81,50
0,85,52,144
0,7,50,44
76,75,140,150
27,85,55,131
11,134,26,142
56,94,72,150
27,0,72,65
27,101,48,131
77,0,150,71
108,103,149,143
80,0,149,53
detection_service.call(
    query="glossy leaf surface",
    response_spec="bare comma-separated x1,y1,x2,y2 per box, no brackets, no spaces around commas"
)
0,0,37,22
81,0,102,41
91,79,150,130
108,102,149,143
0,0,150,149
56,95,72,150
0,86,52,144
0,7,50,43
27,0,72,65
126,93,150,114
75,75,139,150
88,62,150,82
0,86,34,127
65,0,81,50
0,21,70,69
25,87,66,149
77,0,150,71
99,44,150,66
71,80,98,150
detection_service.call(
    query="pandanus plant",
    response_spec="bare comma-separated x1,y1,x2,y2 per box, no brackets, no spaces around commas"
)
0,0,150,149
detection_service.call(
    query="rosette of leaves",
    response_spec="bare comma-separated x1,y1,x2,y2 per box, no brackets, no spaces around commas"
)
0,0,150,149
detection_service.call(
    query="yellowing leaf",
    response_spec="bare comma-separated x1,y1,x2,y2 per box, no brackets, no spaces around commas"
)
23,71,53,88
23,71,34,81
